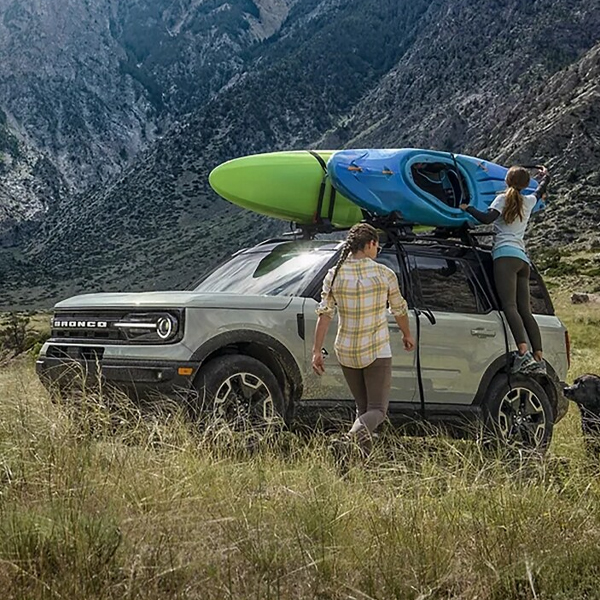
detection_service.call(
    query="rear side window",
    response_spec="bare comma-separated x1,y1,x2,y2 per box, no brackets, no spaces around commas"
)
408,254,491,314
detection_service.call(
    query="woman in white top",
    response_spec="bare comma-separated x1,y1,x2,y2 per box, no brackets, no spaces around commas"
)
460,166,550,374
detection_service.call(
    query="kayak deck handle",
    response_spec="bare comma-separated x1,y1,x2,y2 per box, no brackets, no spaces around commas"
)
348,165,363,172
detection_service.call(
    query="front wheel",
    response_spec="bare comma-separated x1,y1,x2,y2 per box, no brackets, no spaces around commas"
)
193,354,286,429
482,374,554,451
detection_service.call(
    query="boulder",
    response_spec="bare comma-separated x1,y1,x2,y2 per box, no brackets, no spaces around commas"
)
571,293,600,304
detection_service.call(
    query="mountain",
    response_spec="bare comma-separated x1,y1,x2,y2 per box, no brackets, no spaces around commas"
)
0,0,295,247
485,42,600,252
0,0,599,308
0,106,67,247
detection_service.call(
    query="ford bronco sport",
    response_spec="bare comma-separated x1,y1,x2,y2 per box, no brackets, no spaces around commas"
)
36,228,570,448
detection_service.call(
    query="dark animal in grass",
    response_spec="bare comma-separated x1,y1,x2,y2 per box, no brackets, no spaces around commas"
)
564,374,600,456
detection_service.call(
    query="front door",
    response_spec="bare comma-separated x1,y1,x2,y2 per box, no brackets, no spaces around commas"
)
301,251,418,404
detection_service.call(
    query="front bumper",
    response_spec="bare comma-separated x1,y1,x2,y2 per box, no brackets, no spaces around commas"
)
36,355,199,399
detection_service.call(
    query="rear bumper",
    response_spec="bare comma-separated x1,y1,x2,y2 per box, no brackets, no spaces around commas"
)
36,356,198,399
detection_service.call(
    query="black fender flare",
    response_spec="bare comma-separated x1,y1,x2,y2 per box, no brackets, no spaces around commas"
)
190,330,304,403
472,355,563,419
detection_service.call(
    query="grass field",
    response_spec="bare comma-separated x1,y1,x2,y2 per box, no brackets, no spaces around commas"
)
0,287,599,599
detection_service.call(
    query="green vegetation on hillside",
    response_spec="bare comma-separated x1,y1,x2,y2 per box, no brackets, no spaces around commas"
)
1,0,599,308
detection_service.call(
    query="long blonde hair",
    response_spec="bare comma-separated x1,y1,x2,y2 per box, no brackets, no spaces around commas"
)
503,166,530,224
330,223,379,286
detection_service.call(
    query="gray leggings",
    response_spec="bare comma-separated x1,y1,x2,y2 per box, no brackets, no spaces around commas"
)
341,358,392,437
494,257,543,353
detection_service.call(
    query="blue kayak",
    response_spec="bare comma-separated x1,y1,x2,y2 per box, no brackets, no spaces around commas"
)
327,149,544,228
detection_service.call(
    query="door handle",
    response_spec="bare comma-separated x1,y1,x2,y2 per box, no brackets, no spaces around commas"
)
471,328,497,338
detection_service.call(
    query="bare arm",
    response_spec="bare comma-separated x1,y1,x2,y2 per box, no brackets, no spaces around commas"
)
535,169,551,200
394,313,414,351
312,270,336,374
461,205,501,224
388,272,415,351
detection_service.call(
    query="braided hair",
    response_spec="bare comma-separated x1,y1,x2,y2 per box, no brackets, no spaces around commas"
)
330,223,379,288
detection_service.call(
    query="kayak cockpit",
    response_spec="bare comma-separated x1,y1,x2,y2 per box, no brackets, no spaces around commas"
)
410,162,470,209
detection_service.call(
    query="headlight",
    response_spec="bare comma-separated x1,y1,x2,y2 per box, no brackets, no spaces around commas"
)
156,315,175,340
114,312,182,343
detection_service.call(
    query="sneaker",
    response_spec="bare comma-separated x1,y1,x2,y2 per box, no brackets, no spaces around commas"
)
329,435,352,469
522,354,547,375
510,350,539,373
529,359,547,375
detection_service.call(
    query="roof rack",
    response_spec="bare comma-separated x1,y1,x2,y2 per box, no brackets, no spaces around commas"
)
277,211,494,248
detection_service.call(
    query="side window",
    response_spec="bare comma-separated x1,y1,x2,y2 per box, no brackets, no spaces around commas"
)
310,264,332,302
408,254,490,314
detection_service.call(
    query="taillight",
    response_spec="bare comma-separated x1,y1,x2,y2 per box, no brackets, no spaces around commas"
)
565,330,571,369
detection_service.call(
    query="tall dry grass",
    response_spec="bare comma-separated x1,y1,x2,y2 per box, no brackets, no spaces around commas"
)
0,292,598,599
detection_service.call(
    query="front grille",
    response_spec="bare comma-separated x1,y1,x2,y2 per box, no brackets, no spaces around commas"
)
50,309,184,345
47,345,105,361
51,311,130,343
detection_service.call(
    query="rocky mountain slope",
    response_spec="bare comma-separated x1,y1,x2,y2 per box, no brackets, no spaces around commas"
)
3,0,435,306
487,42,600,251
317,0,600,252
0,0,599,308
0,0,296,247
0,107,67,247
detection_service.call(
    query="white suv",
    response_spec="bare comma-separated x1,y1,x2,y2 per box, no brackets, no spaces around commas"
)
37,231,570,449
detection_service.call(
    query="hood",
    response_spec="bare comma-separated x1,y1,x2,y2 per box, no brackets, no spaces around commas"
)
54,291,293,311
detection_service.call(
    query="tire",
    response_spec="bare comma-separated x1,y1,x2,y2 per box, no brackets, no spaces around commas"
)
482,374,554,451
193,354,286,429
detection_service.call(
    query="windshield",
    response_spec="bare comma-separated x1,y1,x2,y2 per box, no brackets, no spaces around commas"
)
194,242,336,297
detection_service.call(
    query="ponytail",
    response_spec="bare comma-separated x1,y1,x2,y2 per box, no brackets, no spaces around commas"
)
502,187,524,224
502,166,530,224
329,243,352,288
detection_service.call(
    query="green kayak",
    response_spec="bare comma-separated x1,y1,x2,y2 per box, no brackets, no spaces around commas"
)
208,150,363,227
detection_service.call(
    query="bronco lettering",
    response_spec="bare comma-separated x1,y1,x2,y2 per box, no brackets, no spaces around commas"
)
53,320,108,328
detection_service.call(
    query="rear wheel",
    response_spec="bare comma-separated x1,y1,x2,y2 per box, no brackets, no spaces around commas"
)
193,354,286,429
483,374,553,450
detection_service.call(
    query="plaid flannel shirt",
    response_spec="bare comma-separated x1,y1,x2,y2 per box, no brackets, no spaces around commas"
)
316,257,408,369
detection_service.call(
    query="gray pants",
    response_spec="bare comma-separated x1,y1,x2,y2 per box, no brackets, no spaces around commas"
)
341,358,392,437
494,257,543,353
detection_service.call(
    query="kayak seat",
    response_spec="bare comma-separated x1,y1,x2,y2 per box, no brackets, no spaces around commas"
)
411,163,466,208
445,169,465,208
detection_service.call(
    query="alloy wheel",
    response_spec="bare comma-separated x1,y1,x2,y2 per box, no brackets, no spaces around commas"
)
214,372,276,424
497,386,547,447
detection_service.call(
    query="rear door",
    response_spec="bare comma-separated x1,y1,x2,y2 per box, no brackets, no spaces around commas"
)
407,252,506,405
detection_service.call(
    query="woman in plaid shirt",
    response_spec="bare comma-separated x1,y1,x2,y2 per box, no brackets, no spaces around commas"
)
312,223,415,453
